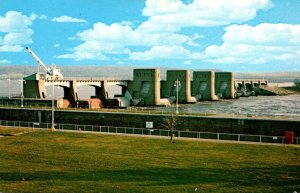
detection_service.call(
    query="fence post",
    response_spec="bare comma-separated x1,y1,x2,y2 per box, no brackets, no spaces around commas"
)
238,134,240,142
259,136,261,143
217,133,219,140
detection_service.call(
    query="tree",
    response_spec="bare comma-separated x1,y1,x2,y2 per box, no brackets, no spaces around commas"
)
294,79,300,88
160,115,180,143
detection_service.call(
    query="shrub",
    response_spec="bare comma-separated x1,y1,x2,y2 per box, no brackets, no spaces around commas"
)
294,79,300,88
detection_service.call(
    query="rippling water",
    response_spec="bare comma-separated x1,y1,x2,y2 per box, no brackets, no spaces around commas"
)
132,95,300,119
0,79,299,119
167,95,300,118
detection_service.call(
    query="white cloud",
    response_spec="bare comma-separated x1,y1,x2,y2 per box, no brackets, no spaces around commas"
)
59,0,272,61
0,59,11,64
184,60,191,65
57,52,108,61
0,45,23,52
30,13,38,21
223,23,300,45
51,16,86,23
0,11,34,52
140,0,272,33
3,31,33,45
58,22,191,60
203,23,300,64
39,14,48,20
0,11,33,32
130,45,202,60
53,44,60,48
120,20,134,27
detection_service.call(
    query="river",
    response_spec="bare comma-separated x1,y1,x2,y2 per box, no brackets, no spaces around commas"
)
0,79,299,119
143,95,300,119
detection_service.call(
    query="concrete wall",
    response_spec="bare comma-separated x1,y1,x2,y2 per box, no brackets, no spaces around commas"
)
0,98,60,108
127,69,162,106
1,107,299,136
161,70,196,103
192,71,218,101
63,80,78,105
23,80,46,99
215,72,235,99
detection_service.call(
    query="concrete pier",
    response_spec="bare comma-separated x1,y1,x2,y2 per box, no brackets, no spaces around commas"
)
215,72,235,99
192,71,218,101
161,70,196,103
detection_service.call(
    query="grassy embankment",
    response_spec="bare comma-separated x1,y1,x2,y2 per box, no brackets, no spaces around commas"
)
0,128,299,193
284,86,300,93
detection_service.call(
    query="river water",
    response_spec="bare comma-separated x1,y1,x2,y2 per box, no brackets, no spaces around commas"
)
143,95,300,119
0,79,299,119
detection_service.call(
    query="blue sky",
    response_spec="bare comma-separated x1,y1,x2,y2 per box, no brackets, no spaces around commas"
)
0,0,299,72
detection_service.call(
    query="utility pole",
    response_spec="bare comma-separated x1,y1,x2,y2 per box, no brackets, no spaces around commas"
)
19,79,25,107
174,79,180,114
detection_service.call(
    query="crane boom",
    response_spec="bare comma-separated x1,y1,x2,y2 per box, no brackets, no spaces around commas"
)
25,47,51,74
25,47,63,80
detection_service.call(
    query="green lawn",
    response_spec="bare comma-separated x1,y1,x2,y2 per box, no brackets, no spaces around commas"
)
0,128,299,193
0,127,31,135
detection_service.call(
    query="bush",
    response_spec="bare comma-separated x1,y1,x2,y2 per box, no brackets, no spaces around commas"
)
294,79,300,88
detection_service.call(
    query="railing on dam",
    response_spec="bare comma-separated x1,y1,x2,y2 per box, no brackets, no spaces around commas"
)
0,120,299,145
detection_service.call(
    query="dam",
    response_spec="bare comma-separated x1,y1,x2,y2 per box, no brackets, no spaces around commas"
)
4,69,268,108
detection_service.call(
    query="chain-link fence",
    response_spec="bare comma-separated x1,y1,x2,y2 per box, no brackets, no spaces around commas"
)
0,119,299,145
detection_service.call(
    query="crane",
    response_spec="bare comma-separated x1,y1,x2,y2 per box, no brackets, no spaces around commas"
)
25,47,63,80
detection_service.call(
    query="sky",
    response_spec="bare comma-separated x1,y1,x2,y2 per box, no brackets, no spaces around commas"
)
0,0,300,72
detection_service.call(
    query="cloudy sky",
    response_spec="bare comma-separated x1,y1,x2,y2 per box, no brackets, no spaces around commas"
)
0,0,299,72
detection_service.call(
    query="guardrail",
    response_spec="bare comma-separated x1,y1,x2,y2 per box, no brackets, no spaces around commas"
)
0,120,299,145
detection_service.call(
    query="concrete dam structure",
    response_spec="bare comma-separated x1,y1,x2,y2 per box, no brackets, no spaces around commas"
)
235,79,268,97
22,69,268,108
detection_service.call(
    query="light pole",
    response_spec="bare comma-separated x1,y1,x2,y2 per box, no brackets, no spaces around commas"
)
50,82,56,132
174,79,180,114
19,79,25,107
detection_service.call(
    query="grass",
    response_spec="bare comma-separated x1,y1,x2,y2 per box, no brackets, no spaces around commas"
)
284,86,300,93
0,127,30,135
0,128,299,193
